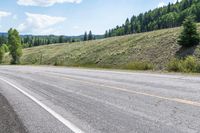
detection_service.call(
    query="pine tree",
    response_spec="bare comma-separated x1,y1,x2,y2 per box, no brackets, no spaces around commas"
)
83,32,88,41
167,3,171,13
88,31,93,40
178,16,200,47
105,30,108,38
59,35,64,43
108,30,111,37
124,18,130,34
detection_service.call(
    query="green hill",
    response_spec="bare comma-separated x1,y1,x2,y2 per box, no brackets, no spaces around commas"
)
106,0,200,38
3,24,200,70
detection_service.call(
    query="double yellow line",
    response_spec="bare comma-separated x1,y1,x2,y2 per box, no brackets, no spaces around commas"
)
44,72,200,107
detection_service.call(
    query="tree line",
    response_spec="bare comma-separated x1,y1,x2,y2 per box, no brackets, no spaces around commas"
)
105,0,200,38
0,31,99,48
1,34,73,47
21,35,80,48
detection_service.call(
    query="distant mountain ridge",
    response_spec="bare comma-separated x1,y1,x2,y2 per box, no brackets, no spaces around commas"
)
0,32,7,36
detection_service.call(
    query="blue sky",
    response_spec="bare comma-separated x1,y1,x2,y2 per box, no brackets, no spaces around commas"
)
0,0,176,35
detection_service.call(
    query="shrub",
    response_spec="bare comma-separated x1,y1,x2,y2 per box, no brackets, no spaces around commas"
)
2,44,9,52
123,61,154,70
0,46,5,63
167,58,184,72
167,56,200,73
183,56,198,72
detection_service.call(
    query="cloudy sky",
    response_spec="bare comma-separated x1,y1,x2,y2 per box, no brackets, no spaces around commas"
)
0,0,177,35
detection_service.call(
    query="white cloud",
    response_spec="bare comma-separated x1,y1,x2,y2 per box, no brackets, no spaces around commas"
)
0,11,11,19
18,12,66,35
17,0,82,7
158,2,166,7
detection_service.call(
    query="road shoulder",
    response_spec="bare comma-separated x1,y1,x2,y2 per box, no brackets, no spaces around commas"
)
0,93,27,133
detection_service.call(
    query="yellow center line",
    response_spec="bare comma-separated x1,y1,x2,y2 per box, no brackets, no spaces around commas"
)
44,72,200,107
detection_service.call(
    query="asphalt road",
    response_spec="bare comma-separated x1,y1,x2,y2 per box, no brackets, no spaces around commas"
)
0,66,200,133
0,93,27,133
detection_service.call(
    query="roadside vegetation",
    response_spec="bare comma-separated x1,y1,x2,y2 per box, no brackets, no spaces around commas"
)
122,61,154,71
168,16,200,73
167,56,200,73
0,44,9,64
0,29,22,65
0,46,5,63
178,16,200,47
8,29,23,64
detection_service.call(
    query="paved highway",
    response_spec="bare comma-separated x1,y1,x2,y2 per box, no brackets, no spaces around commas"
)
0,66,200,133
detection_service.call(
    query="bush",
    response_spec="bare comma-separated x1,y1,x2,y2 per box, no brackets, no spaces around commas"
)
2,44,9,52
123,61,154,70
0,46,5,63
167,56,200,73
167,58,183,72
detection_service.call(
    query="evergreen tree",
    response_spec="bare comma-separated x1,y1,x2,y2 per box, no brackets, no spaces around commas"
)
108,30,112,37
8,28,22,64
84,32,88,41
47,39,51,44
178,16,200,47
59,35,64,43
105,30,108,38
88,31,93,40
72,39,75,42
124,18,130,34
167,3,171,13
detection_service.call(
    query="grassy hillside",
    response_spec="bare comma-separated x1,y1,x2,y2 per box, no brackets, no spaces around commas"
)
3,24,200,70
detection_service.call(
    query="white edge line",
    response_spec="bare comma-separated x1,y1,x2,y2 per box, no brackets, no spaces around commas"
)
0,78,85,133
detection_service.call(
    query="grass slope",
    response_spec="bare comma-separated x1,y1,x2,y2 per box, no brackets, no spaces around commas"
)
3,24,200,70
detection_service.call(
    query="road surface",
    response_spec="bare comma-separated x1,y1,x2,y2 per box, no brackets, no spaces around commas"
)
0,66,200,133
